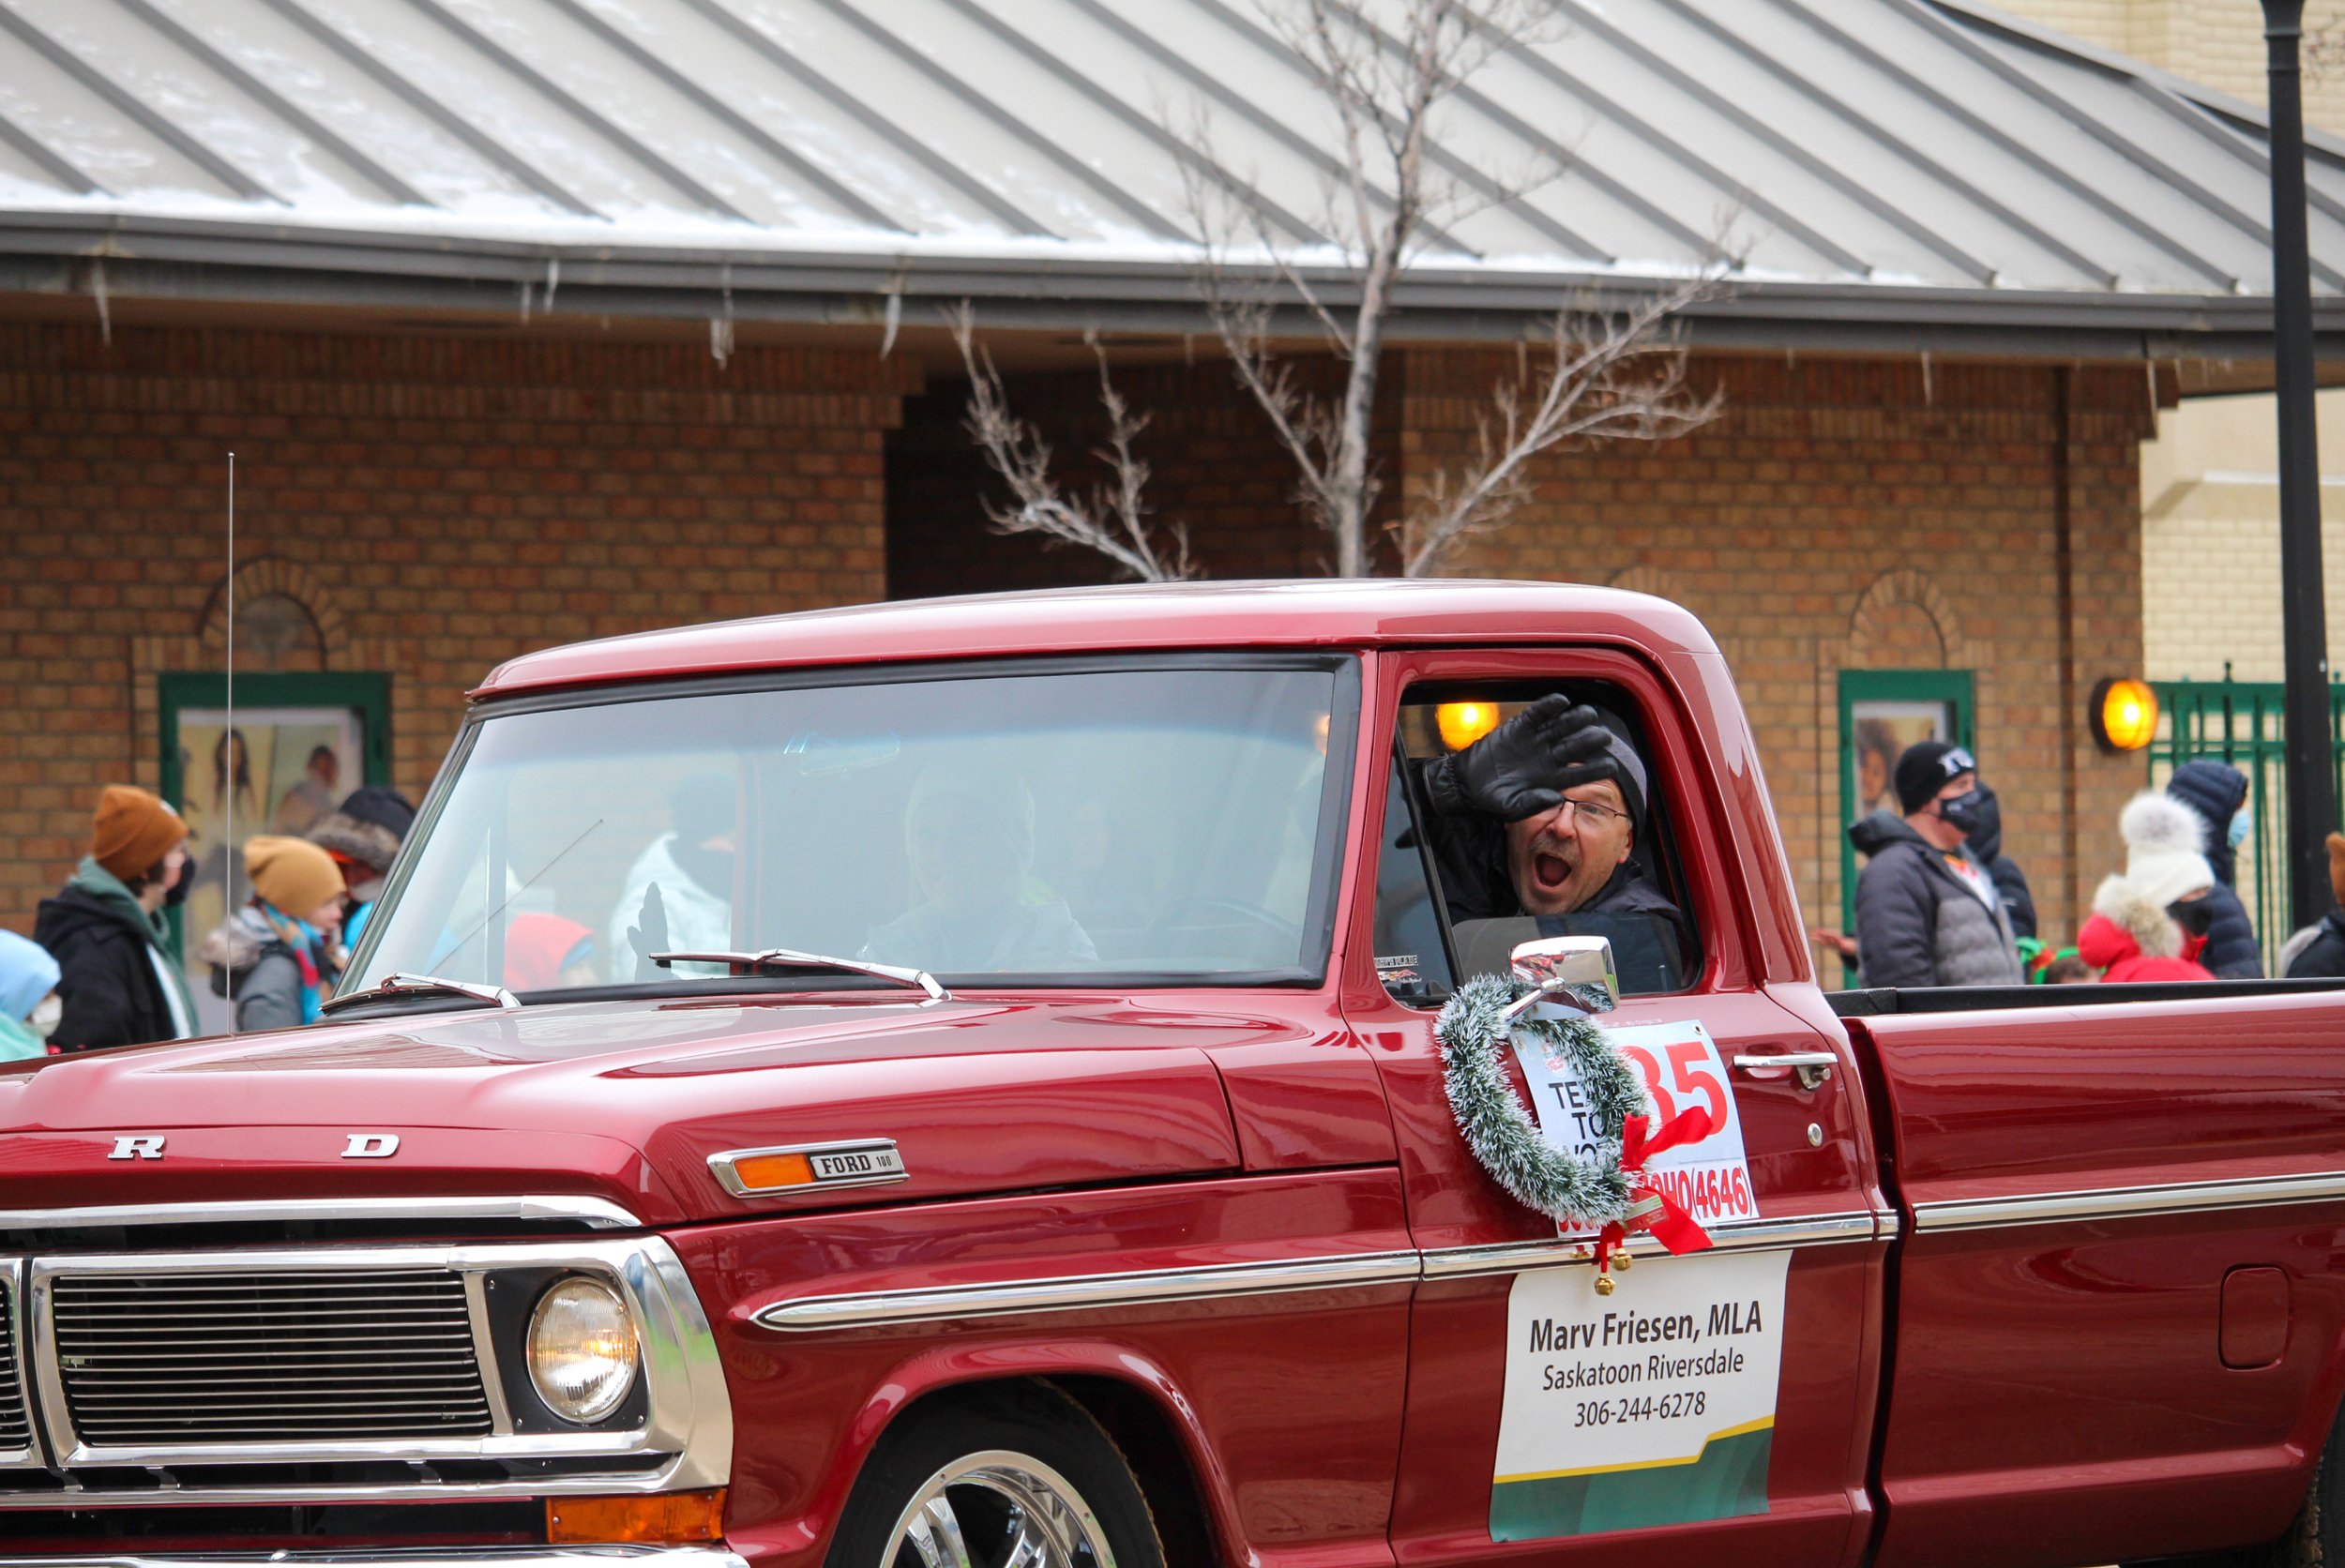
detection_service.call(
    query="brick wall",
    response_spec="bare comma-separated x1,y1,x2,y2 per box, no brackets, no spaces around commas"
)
0,321,899,934
2140,388,2345,682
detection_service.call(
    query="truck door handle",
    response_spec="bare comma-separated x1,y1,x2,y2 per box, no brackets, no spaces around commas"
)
1732,1051,1838,1091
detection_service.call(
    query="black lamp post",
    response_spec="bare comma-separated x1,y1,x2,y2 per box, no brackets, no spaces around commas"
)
2263,0,2336,930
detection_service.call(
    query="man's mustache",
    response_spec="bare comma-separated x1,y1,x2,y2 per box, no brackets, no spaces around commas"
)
1529,833,1579,867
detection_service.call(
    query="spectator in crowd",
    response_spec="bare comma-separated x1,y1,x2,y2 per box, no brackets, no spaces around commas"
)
0,930,61,1061
2164,761,2262,977
2281,834,2345,979
1845,742,2025,988
198,836,347,1031
309,785,416,948
34,786,198,1049
2075,792,2217,983
1962,780,2036,941
2039,954,2096,984
503,913,599,992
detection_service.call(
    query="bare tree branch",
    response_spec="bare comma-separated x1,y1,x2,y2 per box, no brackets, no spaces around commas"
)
950,304,1195,583
1395,274,1726,577
961,0,1725,585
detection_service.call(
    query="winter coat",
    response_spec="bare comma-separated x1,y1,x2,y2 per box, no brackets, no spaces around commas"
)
2283,911,2345,979
1849,812,2026,988
32,856,197,1050
1962,787,2037,941
196,906,315,1032
2162,761,2261,977
2075,874,2216,983
608,833,735,983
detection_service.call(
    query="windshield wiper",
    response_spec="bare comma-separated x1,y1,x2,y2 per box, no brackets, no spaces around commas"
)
650,948,949,1003
320,972,522,1017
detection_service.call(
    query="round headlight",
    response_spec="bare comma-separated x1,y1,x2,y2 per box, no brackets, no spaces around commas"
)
526,1276,640,1424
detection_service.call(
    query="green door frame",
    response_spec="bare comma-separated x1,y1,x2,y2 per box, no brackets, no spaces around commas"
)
157,671,393,955
1836,668,1975,944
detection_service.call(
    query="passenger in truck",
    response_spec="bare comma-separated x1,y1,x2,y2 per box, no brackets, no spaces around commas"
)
1419,695,1690,992
859,762,1097,974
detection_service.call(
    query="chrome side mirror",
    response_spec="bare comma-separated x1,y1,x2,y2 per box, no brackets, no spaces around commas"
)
1504,935,1619,1019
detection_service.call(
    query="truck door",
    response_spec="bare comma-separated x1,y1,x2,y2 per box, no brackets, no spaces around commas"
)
1857,996,2345,1568
1347,647,1889,1568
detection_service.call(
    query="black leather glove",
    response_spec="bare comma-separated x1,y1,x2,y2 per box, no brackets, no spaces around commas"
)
1424,694,1611,822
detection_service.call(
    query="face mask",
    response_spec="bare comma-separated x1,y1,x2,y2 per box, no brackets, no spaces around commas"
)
2170,898,2217,938
163,857,194,908
2229,810,2251,852
1935,789,1986,835
27,996,60,1039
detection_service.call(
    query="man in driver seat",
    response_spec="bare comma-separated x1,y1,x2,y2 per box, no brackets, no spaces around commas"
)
1418,696,1690,992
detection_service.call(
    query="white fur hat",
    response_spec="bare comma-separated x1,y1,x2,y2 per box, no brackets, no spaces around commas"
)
2120,791,2215,911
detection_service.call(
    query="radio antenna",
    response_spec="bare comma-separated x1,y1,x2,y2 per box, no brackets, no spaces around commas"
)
223,452,235,1036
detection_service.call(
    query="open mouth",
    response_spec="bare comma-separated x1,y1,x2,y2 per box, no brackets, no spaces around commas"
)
1533,851,1574,892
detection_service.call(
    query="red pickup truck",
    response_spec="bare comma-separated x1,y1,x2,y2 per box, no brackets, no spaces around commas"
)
5,580,2342,1568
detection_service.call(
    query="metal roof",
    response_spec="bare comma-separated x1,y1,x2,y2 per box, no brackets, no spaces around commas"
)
2,0,2341,355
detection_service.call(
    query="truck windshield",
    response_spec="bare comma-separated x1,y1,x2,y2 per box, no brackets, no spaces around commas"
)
348,659,1352,995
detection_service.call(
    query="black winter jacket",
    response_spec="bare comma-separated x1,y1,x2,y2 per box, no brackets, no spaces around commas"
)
1850,812,2026,989
2284,911,2345,979
2165,761,2262,978
32,884,178,1051
1961,788,2037,942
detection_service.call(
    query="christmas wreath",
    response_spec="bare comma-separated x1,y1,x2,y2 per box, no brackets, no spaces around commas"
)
1433,971,1717,1285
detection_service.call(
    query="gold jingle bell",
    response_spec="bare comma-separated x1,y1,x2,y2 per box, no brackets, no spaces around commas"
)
1611,1251,1632,1273
1593,1273,1616,1296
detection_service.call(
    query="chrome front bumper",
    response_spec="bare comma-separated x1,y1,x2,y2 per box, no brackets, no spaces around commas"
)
0,1551,749,1568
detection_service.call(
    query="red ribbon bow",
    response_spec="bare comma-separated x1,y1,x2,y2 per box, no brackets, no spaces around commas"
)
1593,1106,1716,1279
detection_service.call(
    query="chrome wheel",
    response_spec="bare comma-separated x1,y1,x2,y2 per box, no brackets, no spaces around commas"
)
882,1449,1120,1568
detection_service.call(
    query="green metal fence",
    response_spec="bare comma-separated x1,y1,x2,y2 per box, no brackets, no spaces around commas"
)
2146,673,2345,972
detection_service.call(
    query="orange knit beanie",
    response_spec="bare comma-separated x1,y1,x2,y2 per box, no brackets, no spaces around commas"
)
244,836,344,918
91,786,187,882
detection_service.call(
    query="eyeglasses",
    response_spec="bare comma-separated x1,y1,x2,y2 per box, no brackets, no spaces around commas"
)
1551,795,1629,829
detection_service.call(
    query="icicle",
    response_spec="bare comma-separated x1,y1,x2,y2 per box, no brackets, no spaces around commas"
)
544,256,560,310
90,257,110,347
2145,358,2159,421
880,291,901,358
710,264,735,367
519,279,533,324
1921,350,1932,407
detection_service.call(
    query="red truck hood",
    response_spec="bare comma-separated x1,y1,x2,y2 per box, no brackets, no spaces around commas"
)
0,994,1249,1226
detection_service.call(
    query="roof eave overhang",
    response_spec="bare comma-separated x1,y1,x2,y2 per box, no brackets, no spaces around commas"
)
3,208,2337,363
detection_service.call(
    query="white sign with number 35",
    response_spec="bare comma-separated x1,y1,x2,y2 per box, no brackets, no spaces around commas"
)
1508,1017,1757,1229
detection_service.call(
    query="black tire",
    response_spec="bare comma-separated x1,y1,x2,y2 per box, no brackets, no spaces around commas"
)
824,1382,1169,1568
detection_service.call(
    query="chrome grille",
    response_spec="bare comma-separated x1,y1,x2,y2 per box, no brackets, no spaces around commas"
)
51,1267,492,1445
0,1277,25,1452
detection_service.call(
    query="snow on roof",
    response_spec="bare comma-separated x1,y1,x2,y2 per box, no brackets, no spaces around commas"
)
0,0,2338,342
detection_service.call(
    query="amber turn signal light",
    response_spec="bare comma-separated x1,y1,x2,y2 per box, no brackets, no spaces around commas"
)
2091,677,2158,753
548,1488,726,1545
1436,700,1503,751
724,1151,815,1190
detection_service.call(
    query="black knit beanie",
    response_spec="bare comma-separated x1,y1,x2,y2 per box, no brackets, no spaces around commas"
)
1894,742,1975,815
